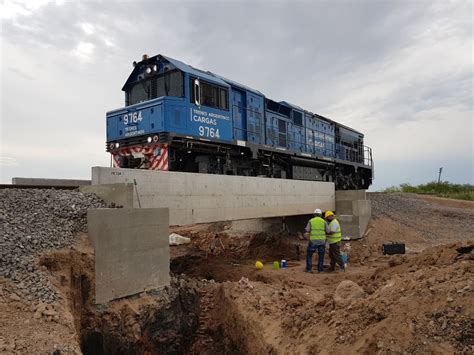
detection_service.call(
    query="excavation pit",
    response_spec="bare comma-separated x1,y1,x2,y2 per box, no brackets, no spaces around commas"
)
40,234,254,354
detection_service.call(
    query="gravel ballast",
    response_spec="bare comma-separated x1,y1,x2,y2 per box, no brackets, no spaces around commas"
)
0,188,105,302
369,192,474,245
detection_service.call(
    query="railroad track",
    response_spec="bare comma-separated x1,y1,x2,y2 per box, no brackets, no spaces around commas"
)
0,184,80,190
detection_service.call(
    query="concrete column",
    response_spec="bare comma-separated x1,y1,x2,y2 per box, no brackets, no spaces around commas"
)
335,190,371,239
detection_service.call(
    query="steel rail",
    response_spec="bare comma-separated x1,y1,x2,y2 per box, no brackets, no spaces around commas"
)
0,184,80,190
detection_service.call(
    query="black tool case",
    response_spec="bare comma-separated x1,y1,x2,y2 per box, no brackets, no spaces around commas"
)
382,243,406,255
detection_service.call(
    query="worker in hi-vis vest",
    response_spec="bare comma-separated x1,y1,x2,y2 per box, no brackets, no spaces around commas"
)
325,211,345,272
304,208,327,273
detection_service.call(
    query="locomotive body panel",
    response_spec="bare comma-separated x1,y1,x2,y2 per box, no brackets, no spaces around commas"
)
106,53,374,189
106,98,165,142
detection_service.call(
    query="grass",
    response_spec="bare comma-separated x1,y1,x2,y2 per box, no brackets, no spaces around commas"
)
382,182,474,201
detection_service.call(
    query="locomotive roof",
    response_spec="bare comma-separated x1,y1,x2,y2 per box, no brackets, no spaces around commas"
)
124,54,364,136
161,55,230,88
122,54,230,90
124,54,265,95
210,73,264,96
164,55,264,96
279,101,304,112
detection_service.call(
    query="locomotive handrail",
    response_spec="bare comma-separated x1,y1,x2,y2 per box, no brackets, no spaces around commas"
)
232,124,372,167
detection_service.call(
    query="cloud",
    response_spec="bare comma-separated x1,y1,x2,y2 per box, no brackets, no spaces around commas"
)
1,0,52,20
0,0,472,187
80,22,94,36
8,66,35,80
0,157,19,166
71,41,95,63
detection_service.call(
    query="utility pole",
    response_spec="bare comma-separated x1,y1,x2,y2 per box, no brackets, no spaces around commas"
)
437,167,443,185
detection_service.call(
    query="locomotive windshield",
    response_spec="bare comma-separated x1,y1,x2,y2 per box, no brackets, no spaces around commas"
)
126,70,184,106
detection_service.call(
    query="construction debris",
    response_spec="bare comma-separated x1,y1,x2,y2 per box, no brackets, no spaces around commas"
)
169,233,191,246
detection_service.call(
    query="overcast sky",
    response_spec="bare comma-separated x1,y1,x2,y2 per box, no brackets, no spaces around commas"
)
1,0,472,190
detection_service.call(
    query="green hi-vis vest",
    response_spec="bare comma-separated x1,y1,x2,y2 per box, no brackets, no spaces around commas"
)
327,219,342,244
310,217,326,241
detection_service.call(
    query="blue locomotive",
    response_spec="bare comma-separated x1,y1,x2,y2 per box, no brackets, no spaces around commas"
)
106,54,373,189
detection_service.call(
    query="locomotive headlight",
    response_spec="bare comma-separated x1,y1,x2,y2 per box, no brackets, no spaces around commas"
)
146,67,152,74
147,136,152,143
152,135,159,143
153,64,158,72
109,143,114,150
115,142,120,149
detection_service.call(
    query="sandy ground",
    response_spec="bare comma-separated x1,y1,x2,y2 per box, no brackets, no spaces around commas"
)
0,193,473,354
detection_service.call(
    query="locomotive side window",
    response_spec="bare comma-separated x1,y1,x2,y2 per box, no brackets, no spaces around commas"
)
201,83,217,107
293,111,303,126
266,100,291,118
189,78,229,110
219,88,229,110
278,105,291,118
266,100,280,112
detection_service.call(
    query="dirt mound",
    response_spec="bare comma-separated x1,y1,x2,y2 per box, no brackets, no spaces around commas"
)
214,241,473,353
2,191,473,353
340,241,473,353
333,280,366,308
171,223,299,261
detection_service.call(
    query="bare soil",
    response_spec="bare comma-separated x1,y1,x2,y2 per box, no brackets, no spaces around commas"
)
1,193,473,354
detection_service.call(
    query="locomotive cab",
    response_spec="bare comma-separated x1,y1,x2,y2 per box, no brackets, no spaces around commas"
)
106,54,233,170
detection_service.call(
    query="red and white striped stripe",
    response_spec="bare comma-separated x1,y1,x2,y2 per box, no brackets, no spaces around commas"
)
111,144,169,171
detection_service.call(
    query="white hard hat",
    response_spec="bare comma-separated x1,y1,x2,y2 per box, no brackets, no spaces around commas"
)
314,208,322,214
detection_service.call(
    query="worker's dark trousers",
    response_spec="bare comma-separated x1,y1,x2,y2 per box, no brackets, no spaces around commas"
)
306,241,325,272
329,242,345,270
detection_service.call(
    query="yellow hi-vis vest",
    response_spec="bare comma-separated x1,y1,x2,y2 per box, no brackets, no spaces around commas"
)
327,219,342,244
310,217,326,241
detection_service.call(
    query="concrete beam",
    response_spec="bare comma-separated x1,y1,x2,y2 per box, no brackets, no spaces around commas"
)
12,177,91,186
87,208,170,304
91,167,335,226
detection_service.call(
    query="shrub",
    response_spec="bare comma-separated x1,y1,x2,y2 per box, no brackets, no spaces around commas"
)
383,182,474,201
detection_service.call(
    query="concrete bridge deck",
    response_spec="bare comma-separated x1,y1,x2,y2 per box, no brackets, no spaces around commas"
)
89,167,335,226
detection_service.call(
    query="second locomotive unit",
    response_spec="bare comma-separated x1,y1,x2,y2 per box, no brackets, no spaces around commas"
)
106,54,373,189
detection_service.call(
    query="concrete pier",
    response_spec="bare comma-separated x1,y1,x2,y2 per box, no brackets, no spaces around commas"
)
87,208,170,304
335,190,371,239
